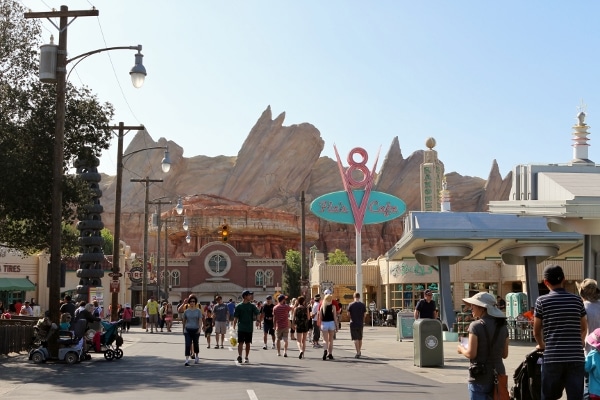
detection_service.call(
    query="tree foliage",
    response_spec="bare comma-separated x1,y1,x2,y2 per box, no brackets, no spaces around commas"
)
327,248,354,265
0,0,114,254
101,228,113,256
283,249,301,298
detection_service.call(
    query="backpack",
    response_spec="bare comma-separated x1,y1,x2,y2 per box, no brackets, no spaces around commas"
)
294,306,308,329
510,349,542,400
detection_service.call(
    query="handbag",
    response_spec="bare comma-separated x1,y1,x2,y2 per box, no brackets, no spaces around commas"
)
493,370,510,400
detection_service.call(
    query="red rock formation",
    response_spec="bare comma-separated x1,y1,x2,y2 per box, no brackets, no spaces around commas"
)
100,106,511,261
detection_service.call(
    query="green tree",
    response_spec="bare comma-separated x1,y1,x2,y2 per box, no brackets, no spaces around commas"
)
0,0,114,254
101,228,114,256
327,248,354,265
283,249,301,298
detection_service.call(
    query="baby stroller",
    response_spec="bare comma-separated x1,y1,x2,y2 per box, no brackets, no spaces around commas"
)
85,320,124,361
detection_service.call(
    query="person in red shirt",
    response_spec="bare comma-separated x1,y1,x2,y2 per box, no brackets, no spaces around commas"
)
273,294,292,357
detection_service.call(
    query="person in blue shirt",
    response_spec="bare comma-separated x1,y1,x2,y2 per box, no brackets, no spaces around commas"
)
227,298,236,325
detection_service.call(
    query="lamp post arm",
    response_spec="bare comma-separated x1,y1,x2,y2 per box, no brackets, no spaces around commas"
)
67,45,142,65
122,146,168,163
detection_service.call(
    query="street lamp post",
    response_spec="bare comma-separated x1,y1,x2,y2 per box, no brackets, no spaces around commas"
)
110,126,170,321
150,199,171,301
131,177,163,328
24,7,147,335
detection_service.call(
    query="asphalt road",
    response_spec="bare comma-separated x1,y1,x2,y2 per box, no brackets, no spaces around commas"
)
0,323,546,400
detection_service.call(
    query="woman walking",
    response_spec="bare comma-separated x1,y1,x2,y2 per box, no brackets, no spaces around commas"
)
292,296,310,359
457,292,509,400
182,295,202,366
318,293,338,360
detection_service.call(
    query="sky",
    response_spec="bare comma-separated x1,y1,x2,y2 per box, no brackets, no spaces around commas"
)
19,0,600,179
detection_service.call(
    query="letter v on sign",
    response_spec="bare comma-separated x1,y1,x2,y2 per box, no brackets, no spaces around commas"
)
333,145,380,233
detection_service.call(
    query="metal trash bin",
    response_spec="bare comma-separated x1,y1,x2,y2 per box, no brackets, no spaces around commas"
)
413,318,444,367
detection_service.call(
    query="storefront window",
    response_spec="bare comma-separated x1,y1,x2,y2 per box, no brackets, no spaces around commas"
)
389,282,439,311
464,282,497,299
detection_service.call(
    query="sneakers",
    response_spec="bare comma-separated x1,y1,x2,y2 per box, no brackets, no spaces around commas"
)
194,357,199,364
283,353,288,358
328,354,334,360
184,360,190,366
237,355,242,363
263,345,267,350
244,358,249,364
271,344,275,349
277,353,281,356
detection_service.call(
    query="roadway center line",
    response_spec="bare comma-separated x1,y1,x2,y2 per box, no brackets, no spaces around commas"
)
247,389,259,400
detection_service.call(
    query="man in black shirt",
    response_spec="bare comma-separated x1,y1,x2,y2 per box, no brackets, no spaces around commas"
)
59,295,76,319
260,296,275,350
414,289,437,319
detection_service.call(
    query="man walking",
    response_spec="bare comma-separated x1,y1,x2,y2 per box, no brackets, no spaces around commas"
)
212,295,229,348
260,295,276,350
273,294,292,357
347,292,367,358
414,289,437,320
311,294,322,348
533,264,587,400
233,290,260,364
147,296,160,333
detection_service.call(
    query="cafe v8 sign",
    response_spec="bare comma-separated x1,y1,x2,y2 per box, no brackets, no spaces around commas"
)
310,190,406,225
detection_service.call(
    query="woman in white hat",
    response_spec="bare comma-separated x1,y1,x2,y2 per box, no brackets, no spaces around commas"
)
457,292,509,400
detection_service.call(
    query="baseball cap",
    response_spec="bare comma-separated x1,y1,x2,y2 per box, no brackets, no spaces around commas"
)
424,289,432,295
543,264,565,285
266,295,272,300
324,289,332,295
278,294,287,302
242,290,253,297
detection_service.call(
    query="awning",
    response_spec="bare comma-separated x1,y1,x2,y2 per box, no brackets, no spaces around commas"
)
0,278,36,291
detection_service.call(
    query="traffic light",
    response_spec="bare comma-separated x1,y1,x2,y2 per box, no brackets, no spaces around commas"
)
221,224,228,241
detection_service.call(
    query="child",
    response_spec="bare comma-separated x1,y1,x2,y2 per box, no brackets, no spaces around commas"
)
585,327,600,400
59,313,72,331
204,309,214,348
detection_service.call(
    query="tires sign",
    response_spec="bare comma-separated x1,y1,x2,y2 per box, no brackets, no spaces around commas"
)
128,266,143,284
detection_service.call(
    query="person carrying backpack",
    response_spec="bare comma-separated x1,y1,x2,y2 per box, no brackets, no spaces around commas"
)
292,296,310,359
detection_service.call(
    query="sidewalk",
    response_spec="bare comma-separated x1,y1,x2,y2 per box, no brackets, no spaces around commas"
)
355,325,537,385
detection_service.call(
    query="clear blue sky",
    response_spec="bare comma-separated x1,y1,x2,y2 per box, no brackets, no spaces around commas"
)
21,0,600,179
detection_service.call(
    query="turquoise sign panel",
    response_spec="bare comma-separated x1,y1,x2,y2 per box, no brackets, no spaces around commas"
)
310,190,406,225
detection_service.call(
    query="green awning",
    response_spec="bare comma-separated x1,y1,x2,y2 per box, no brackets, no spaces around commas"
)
0,278,36,291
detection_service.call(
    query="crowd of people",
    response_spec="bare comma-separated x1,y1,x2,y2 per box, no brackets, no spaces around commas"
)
0,298,37,319
169,289,369,366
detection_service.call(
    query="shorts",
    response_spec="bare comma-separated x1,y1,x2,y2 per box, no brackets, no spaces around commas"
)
238,331,253,344
276,328,290,340
350,326,364,341
263,320,274,335
148,314,158,324
321,321,336,331
214,320,227,334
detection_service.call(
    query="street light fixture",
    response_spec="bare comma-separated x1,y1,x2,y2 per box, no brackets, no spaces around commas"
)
131,177,163,328
176,197,184,215
24,6,147,333
109,124,170,321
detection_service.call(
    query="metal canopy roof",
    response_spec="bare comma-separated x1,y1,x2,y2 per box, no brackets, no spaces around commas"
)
386,212,583,262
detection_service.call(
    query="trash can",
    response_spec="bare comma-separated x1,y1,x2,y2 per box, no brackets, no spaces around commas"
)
413,318,444,367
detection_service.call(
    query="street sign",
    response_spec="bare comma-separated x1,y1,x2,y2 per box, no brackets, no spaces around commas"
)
369,301,376,312
108,272,123,278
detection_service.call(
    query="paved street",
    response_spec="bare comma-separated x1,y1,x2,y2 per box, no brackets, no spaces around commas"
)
0,324,543,400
